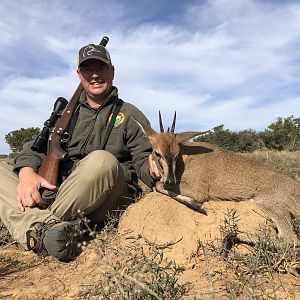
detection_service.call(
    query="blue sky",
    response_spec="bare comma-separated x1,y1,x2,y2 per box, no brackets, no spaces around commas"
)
0,0,299,154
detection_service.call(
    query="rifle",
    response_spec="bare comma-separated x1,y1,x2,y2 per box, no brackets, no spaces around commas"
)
32,36,109,206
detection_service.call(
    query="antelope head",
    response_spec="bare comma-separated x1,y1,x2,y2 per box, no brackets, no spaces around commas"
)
137,111,210,188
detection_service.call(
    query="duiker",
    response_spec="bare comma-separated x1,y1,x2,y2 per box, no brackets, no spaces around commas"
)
138,112,300,245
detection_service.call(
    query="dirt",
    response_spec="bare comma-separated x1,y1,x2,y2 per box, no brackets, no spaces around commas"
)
0,192,299,299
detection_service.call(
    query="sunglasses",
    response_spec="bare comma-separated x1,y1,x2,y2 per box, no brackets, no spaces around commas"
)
79,65,111,77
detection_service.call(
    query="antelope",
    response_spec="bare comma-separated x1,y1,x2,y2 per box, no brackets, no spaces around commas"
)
137,112,300,245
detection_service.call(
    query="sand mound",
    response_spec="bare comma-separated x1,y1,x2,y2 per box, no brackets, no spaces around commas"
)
118,192,270,263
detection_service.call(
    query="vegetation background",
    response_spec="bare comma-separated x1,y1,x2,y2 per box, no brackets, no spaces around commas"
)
2,115,300,157
194,115,300,152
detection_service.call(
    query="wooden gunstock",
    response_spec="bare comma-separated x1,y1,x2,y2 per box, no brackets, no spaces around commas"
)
38,135,67,186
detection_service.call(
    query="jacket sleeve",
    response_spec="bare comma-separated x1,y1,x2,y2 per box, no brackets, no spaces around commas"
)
13,141,45,174
124,106,154,188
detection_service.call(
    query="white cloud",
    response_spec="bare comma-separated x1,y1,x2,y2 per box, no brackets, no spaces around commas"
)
0,0,300,154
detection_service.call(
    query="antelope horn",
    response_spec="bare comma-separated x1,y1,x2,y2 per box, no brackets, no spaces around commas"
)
170,111,176,133
159,111,164,133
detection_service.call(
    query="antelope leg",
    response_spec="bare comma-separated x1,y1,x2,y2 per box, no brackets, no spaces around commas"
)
154,182,207,215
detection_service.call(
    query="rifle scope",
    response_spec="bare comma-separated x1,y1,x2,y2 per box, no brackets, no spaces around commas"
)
31,97,68,152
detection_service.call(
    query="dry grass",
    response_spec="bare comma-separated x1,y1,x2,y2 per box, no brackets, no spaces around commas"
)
192,209,300,299
0,157,13,165
0,220,14,247
242,150,300,182
77,214,191,299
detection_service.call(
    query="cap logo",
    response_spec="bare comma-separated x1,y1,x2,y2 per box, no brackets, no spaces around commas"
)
82,45,102,58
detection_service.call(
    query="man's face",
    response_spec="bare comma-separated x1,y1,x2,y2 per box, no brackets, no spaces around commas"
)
77,59,114,101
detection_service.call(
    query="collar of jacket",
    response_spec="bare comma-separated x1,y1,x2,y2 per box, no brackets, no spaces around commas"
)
79,86,119,109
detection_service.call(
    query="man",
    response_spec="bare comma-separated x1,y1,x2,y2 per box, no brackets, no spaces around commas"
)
0,42,159,261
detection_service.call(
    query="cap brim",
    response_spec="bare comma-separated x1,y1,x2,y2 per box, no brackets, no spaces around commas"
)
78,56,110,66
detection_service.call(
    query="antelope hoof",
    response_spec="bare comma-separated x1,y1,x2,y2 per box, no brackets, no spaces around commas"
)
192,202,208,215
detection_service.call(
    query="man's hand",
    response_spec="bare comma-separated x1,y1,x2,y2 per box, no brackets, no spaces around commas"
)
16,167,57,212
149,155,162,181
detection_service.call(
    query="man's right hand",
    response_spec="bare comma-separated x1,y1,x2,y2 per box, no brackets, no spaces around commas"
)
16,167,57,212
148,155,162,181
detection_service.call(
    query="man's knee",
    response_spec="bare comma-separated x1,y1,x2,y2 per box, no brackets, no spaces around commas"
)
75,150,125,185
78,150,119,172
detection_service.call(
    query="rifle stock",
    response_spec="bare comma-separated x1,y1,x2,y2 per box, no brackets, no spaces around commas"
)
37,36,109,198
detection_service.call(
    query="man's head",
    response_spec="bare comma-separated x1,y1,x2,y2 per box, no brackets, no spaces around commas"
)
78,44,112,66
77,44,114,104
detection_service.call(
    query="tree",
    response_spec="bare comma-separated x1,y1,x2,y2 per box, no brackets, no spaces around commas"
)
262,116,300,150
5,127,40,153
194,124,240,151
235,129,266,152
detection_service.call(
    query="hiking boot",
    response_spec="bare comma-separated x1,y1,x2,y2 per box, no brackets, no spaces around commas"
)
26,219,84,261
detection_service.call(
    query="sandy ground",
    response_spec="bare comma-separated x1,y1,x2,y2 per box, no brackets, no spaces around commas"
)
0,192,299,299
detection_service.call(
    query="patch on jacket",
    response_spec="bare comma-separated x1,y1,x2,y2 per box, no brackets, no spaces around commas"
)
109,112,125,127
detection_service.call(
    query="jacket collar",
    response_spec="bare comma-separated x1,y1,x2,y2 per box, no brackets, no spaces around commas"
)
79,86,119,108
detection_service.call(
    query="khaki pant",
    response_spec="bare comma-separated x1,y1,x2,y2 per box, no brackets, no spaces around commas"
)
0,150,129,248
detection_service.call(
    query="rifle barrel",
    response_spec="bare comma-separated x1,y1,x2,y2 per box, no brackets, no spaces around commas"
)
100,36,109,47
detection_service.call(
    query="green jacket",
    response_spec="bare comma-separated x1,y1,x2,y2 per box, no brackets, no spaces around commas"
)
14,86,154,189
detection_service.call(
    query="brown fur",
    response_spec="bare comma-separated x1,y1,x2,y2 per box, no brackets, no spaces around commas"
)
138,120,300,245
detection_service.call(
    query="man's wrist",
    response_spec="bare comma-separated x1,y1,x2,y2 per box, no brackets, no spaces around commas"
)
18,167,36,178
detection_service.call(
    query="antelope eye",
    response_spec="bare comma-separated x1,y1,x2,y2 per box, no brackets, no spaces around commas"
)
154,151,161,158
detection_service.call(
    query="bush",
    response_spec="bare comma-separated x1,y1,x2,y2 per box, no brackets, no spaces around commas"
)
195,116,299,152
5,127,40,154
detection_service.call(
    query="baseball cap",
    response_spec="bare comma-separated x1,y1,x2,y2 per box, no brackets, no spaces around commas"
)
78,44,112,66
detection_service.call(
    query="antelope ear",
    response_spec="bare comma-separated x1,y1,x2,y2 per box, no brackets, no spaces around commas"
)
175,130,210,144
131,116,157,139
